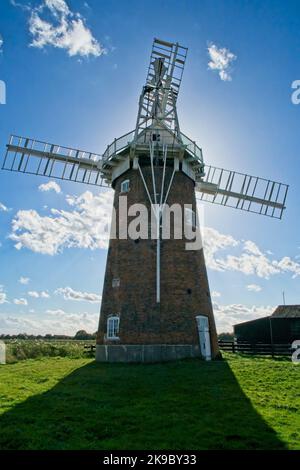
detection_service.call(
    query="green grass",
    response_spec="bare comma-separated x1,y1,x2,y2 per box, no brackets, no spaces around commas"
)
0,354,299,450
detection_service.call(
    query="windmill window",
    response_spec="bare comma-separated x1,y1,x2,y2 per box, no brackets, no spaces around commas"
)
112,278,120,288
152,133,160,142
121,179,130,193
107,316,120,339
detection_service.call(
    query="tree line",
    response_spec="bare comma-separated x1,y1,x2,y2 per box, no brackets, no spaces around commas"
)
0,330,97,340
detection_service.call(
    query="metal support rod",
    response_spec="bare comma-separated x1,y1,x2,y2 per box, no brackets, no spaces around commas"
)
138,161,161,303
156,144,168,304
150,142,157,205
138,145,172,304
161,168,176,216
137,163,153,206
160,145,168,206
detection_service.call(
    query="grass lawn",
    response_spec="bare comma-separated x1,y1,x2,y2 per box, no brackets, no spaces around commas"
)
0,354,299,450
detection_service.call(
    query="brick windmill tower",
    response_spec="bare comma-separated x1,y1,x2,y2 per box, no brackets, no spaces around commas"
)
3,38,288,362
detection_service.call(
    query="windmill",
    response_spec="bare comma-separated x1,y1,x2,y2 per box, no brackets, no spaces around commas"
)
2,38,288,362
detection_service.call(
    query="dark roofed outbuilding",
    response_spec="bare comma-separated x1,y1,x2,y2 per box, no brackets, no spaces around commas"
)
271,305,300,318
234,305,300,344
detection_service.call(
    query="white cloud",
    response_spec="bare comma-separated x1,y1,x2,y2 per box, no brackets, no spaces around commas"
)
28,0,105,58
28,291,39,298
0,286,8,304
45,0,70,16
0,35,3,53
0,202,9,212
10,1,30,11
10,189,113,255
41,291,50,298
0,309,98,335
219,249,280,279
55,286,101,303
39,181,61,194
13,298,28,306
3,302,266,335
211,291,221,298
273,256,300,278
203,226,239,271
28,290,50,298
9,190,300,281
203,227,300,280
208,43,236,81
246,284,262,292
213,301,274,333
19,276,30,285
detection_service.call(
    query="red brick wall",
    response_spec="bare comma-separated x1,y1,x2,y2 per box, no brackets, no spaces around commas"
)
97,164,219,357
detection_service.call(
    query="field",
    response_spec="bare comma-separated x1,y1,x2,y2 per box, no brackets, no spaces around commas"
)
3,339,94,363
0,349,299,450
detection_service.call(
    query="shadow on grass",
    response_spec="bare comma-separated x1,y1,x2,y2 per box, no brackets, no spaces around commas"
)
0,358,286,450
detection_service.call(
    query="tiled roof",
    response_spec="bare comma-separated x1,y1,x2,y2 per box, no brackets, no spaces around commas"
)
271,305,300,318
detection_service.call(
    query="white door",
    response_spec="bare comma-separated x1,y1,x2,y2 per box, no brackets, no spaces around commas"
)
196,315,211,361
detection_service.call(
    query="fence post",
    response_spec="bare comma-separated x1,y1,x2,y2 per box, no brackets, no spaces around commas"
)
232,341,235,353
269,317,275,358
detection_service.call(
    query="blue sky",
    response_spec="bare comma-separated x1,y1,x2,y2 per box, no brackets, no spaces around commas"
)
0,0,299,335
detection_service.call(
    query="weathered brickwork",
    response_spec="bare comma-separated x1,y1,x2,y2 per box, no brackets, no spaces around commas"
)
96,160,219,359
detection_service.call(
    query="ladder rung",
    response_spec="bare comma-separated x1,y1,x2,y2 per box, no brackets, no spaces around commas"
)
152,51,170,60
154,38,173,48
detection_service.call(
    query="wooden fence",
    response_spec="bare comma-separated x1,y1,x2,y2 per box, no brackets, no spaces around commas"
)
84,342,293,358
218,340,292,357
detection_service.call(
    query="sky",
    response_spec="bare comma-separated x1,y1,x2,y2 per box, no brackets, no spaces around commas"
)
0,0,299,335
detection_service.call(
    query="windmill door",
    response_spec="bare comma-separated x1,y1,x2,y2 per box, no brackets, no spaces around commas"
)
196,315,212,361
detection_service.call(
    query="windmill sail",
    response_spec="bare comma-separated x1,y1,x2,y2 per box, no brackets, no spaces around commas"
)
2,38,289,220
2,135,109,188
196,165,288,219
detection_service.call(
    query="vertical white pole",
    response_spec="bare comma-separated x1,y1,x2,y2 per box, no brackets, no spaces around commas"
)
156,206,160,303
156,145,167,305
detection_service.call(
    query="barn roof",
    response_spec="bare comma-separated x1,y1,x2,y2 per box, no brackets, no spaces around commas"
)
271,305,300,318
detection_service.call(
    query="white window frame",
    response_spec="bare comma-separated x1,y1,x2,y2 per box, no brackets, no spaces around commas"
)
112,277,120,288
107,315,120,340
121,179,130,193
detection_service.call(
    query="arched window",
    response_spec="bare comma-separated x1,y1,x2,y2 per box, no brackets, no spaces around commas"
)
121,179,130,193
107,315,120,339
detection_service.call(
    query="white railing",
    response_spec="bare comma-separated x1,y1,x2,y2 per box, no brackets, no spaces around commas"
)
102,128,204,165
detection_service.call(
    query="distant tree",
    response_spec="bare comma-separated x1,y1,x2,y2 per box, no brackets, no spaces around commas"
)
74,330,93,340
218,332,234,341
17,333,28,340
